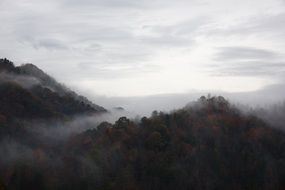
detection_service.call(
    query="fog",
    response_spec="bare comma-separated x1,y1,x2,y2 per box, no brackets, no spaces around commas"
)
82,83,285,117
73,82,285,132
26,109,138,140
0,138,35,165
0,72,40,89
0,110,136,171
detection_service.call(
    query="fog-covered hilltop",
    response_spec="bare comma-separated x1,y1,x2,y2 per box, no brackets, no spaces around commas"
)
0,58,106,121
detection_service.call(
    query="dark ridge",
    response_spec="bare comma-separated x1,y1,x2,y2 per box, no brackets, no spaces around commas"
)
18,62,106,112
0,58,107,117
0,58,18,73
30,85,102,116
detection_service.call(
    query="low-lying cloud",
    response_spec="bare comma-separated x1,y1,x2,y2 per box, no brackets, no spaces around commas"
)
0,72,40,88
214,47,279,61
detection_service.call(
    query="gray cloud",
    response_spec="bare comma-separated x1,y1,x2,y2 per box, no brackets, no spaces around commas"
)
146,17,211,35
62,0,143,8
140,35,194,47
76,61,160,80
62,0,201,9
22,38,68,50
252,13,285,35
215,47,279,61
208,47,285,76
139,17,210,47
211,62,285,76
207,12,285,39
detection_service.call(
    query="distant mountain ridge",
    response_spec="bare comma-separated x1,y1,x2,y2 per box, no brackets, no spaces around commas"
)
0,58,106,120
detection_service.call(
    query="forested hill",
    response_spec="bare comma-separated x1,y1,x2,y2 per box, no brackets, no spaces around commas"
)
0,58,106,121
1,95,284,190
63,96,285,190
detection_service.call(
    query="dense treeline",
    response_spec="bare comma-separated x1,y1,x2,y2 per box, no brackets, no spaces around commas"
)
1,96,285,190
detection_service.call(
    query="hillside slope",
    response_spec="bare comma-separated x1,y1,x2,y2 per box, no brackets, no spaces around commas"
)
0,58,106,121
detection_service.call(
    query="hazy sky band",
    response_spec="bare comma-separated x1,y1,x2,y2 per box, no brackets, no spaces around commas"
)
1,0,285,96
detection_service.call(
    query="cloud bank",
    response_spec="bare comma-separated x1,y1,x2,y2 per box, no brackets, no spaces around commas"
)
1,0,285,96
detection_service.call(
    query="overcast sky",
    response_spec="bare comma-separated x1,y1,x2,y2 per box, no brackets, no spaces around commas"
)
1,0,285,97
